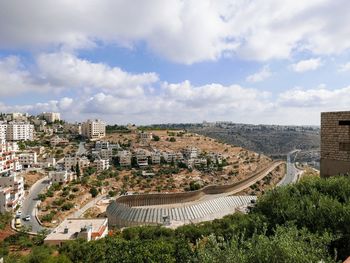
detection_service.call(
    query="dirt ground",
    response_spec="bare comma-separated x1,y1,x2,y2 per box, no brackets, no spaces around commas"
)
22,171,46,188
0,224,15,242
104,130,272,193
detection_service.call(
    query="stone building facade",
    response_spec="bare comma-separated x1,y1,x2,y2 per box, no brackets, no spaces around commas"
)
321,111,350,177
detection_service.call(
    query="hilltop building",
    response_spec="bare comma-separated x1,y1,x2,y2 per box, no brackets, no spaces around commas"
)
82,119,106,140
41,112,61,123
321,111,350,177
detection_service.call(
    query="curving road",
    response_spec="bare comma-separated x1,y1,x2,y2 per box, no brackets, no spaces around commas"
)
277,150,303,186
77,141,87,156
20,176,50,233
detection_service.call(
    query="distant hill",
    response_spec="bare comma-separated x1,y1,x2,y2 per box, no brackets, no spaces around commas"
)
190,126,320,157
144,123,320,158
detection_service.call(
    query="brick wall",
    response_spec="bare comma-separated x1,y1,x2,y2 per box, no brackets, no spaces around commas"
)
321,111,350,177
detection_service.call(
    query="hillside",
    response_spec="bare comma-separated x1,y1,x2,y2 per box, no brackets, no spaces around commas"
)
2,175,350,262
143,123,320,163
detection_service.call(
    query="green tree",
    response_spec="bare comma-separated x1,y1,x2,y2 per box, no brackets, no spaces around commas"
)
75,163,81,177
89,187,98,197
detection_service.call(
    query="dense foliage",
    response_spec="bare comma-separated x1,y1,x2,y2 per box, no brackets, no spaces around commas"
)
3,175,350,262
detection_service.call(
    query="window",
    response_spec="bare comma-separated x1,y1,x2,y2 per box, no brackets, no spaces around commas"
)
339,120,350,125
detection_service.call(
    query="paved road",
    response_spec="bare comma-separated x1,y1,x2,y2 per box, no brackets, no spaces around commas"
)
77,141,87,156
277,150,302,186
20,176,50,233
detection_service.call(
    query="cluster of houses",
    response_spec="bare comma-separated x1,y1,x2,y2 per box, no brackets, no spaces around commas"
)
115,145,223,169
0,139,24,213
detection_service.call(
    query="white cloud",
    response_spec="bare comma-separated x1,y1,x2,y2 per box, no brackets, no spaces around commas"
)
1,0,350,63
36,52,158,97
246,66,272,83
277,86,350,108
338,62,350,72
0,56,50,96
291,58,322,72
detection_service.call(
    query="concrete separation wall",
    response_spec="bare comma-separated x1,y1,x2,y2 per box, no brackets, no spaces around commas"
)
116,160,283,207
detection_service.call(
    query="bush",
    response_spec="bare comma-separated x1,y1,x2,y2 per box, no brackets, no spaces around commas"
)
90,187,98,197
108,190,116,197
152,135,160,141
61,202,74,211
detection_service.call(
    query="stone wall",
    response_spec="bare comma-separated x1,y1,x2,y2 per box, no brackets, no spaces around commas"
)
321,111,350,177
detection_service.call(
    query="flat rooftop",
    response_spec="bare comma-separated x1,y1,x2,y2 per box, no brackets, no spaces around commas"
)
44,218,107,241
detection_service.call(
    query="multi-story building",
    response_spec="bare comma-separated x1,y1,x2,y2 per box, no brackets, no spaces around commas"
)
41,112,61,123
162,151,177,163
0,187,12,213
94,159,110,172
49,170,74,184
93,140,119,160
0,122,6,140
64,155,90,171
118,151,132,167
17,151,37,168
321,111,350,177
99,149,113,160
183,147,199,159
6,122,34,141
0,140,22,174
81,119,106,140
44,218,108,246
0,173,24,212
135,149,149,167
151,151,161,164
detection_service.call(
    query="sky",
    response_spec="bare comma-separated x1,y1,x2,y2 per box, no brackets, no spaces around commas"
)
1,0,350,125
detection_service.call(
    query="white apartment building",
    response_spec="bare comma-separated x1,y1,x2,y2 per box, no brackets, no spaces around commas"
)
94,159,110,172
42,112,61,123
0,140,22,174
183,147,199,159
162,151,177,163
18,151,37,168
0,122,6,140
118,151,132,167
0,187,12,213
49,170,74,184
0,173,24,212
135,149,149,167
64,155,90,171
81,119,106,140
6,122,34,141
151,151,161,164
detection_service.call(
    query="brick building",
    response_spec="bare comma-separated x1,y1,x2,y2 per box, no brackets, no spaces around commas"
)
321,111,350,177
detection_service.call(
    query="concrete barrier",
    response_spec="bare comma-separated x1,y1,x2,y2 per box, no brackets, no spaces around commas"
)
116,160,283,207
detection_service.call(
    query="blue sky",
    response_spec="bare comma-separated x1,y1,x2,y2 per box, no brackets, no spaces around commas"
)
1,0,350,125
